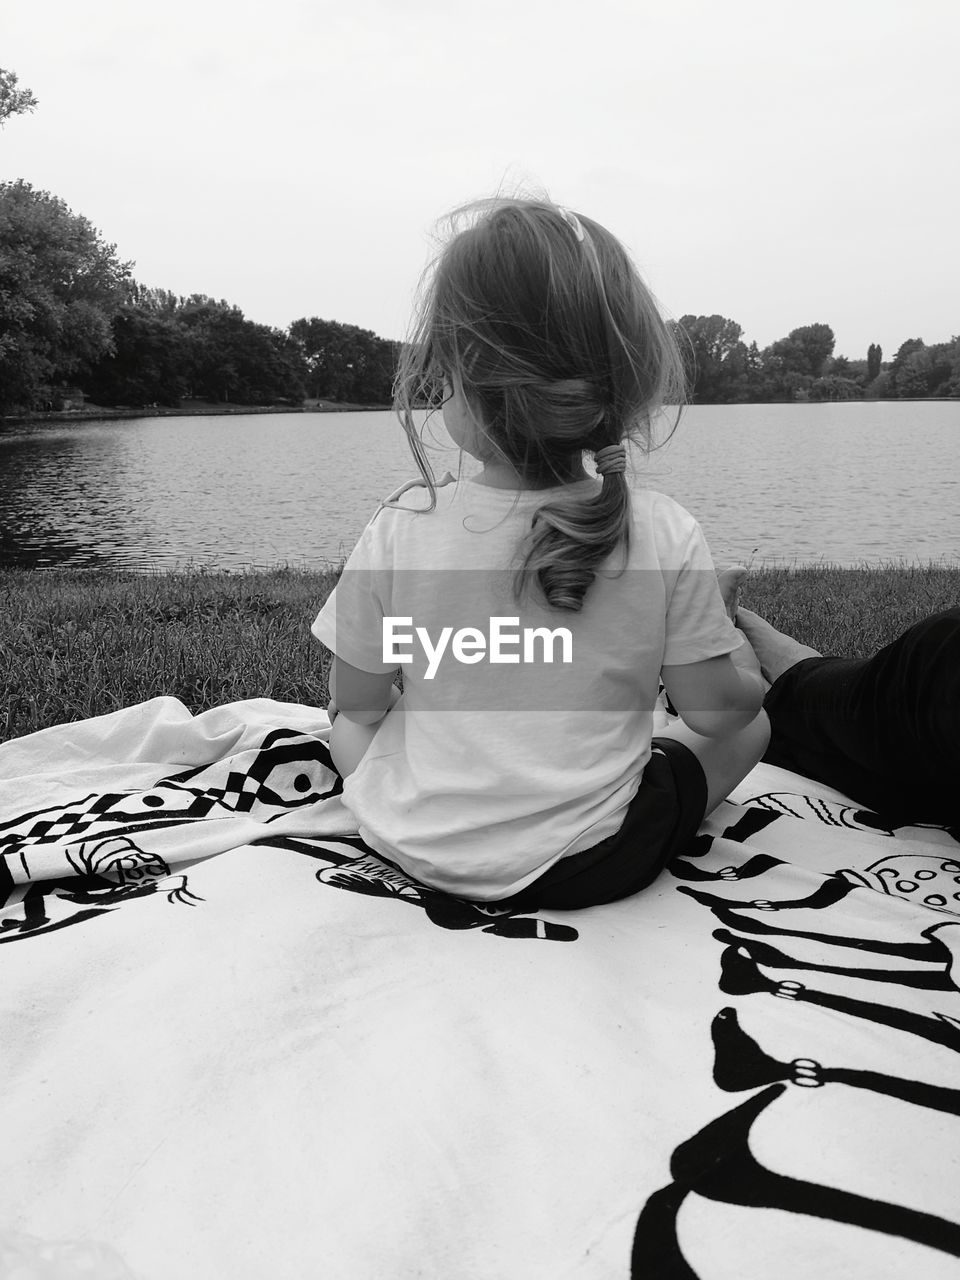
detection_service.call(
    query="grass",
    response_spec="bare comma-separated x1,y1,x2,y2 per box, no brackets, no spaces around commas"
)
735,562,959,657
1,562,957,744
0,566,339,743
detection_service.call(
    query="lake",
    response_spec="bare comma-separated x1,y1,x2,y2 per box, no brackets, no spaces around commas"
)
0,401,957,571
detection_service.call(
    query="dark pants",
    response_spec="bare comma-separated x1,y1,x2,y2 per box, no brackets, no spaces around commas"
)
492,738,708,912
762,608,960,826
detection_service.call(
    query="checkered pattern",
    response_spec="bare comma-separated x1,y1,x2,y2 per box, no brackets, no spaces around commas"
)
0,793,126,847
1,736,338,856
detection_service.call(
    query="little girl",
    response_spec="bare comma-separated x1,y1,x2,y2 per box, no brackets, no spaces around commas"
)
311,197,769,910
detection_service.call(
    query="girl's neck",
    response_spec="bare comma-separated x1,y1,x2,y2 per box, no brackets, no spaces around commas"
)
471,458,591,491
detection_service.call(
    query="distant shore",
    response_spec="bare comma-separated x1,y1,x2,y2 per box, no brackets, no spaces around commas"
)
0,399,392,427
4,396,956,429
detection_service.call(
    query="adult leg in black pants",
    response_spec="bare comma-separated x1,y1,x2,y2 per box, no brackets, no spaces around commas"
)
734,604,960,827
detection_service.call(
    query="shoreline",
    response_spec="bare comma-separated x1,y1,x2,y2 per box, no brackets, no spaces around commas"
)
4,396,957,428
2,558,958,576
0,400,392,427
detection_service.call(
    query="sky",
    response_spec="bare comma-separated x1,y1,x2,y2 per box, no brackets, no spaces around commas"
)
3,0,959,360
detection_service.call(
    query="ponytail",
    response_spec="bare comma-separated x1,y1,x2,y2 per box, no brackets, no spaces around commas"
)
516,445,631,612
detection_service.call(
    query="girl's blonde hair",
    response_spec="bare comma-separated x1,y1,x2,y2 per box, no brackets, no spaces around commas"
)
394,197,687,611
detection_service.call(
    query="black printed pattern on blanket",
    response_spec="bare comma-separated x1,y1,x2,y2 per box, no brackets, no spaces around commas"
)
256,834,579,943
631,796,960,1277
0,728,339,943
0,729,578,945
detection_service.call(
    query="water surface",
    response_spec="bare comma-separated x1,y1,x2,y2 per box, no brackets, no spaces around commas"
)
1,402,957,570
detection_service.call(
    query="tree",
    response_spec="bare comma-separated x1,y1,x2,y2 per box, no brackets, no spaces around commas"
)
844,358,870,387
891,337,925,368
753,323,836,401
82,304,191,406
766,324,835,378
169,295,307,404
0,181,131,413
868,370,893,399
892,340,958,399
885,338,925,399
232,322,307,404
808,375,863,402
940,337,960,398
290,317,397,403
82,287,310,407
127,282,188,315
796,323,836,376
672,315,747,403
0,68,37,125
866,343,883,382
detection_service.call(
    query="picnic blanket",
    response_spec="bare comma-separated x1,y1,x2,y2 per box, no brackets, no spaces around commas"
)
0,696,958,1279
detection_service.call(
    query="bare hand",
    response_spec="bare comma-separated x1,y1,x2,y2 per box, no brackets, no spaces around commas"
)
717,567,748,622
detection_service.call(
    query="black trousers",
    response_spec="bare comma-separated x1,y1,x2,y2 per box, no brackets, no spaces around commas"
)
762,608,960,826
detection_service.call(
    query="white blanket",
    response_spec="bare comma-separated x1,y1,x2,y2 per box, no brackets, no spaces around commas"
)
1,698,958,1279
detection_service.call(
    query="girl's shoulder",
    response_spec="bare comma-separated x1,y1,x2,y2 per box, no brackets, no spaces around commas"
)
626,488,708,568
628,486,699,530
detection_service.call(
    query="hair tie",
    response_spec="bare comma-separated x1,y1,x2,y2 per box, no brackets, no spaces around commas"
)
557,206,585,242
594,444,627,477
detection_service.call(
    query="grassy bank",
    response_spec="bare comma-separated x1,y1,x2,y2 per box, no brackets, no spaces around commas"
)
0,567,338,743
1,563,957,743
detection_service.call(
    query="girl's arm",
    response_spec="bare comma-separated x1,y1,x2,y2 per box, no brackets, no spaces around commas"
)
328,657,401,777
661,641,765,740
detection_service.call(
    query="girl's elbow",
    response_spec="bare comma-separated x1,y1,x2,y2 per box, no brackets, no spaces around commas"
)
740,677,767,723
336,704,388,726
335,682,402,726
681,695,767,740
726,684,768,734
728,701,770,743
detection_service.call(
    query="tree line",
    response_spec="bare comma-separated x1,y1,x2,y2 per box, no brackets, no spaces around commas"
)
0,181,402,418
2,174,956,415
78,284,400,411
2,68,957,415
0,76,399,414
671,315,960,404
0,178,400,414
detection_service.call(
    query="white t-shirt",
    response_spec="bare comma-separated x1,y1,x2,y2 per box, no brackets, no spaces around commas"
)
311,475,741,899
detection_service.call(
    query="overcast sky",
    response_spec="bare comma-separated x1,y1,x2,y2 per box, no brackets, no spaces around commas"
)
4,0,958,360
